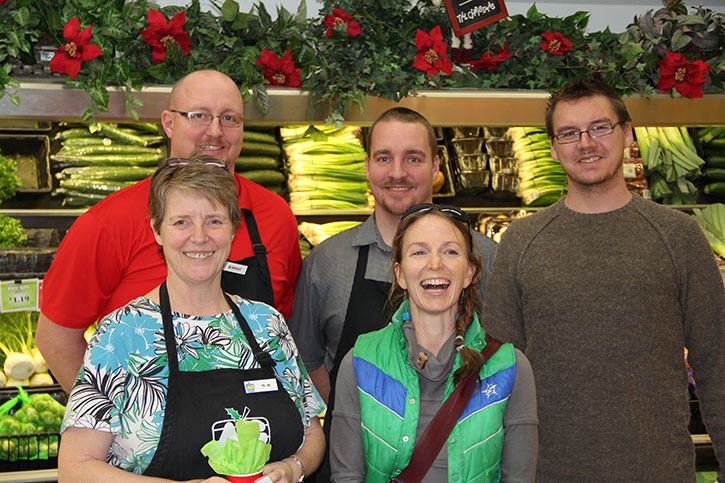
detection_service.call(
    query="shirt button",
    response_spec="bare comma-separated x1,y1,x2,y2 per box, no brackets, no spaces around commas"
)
452,475,460,481
402,436,409,442
450,437,456,444
409,398,416,404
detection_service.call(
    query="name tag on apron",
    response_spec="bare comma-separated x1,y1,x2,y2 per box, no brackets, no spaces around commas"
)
244,378,279,394
224,261,248,275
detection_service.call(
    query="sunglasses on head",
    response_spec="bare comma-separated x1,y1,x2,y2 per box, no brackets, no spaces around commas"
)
162,157,228,170
402,203,469,224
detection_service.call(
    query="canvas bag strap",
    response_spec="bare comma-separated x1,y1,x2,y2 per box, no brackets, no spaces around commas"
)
392,334,503,483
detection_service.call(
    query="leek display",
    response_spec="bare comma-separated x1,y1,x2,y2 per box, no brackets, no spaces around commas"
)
281,125,371,211
511,127,567,206
691,203,725,260
697,126,725,200
635,126,704,204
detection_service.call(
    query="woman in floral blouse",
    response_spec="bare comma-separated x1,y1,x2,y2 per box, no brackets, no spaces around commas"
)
59,155,325,482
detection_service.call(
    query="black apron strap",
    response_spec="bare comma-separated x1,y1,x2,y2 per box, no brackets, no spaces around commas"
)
313,245,394,483
243,209,272,292
223,292,275,368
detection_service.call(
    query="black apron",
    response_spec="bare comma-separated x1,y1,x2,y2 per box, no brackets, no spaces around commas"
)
221,209,274,307
315,244,395,482
143,283,304,480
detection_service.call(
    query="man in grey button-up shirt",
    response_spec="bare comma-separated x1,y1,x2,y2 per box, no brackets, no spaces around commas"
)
288,107,498,403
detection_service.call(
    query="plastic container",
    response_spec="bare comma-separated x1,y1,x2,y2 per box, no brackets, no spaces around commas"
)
456,154,487,171
450,137,484,157
457,170,490,189
451,126,481,139
0,386,66,472
485,139,514,157
0,134,52,193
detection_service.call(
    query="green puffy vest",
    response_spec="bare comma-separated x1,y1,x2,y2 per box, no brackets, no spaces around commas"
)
352,301,517,483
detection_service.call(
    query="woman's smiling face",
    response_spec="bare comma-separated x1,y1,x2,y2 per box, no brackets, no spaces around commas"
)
152,190,234,288
394,213,474,321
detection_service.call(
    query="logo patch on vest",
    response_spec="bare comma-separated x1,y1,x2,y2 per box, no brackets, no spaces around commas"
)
482,383,498,398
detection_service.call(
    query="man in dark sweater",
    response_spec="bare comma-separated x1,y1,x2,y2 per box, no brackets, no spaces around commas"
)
482,77,724,481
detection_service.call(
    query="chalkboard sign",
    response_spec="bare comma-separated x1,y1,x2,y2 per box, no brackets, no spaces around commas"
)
443,0,509,37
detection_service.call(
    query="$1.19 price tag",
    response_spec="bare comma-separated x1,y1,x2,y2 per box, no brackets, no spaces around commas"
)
0,279,39,312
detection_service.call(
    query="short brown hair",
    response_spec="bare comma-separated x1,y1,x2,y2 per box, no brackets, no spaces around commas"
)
366,107,438,157
148,154,241,234
545,77,632,138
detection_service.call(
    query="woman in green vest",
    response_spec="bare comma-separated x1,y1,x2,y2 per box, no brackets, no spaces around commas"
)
330,203,538,482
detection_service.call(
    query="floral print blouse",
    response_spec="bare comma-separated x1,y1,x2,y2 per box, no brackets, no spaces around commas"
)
61,295,325,474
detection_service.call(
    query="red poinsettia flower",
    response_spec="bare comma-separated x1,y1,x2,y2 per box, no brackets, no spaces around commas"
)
470,42,511,71
540,31,573,56
140,8,191,64
49,17,103,80
0,0,8,4
413,26,452,79
656,51,710,98
256,49,301,87
324,8,361,39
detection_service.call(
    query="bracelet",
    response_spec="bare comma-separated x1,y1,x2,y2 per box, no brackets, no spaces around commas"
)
287,454,306,482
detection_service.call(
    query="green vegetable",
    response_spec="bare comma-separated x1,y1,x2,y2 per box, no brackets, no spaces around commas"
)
58,145,163,156
59,178,135,195
57,166,156,182
0,214,27,248
91,123,148,146
0,153,20,204
243,130,278,145
239,169,285,186
51,152,163,166
240,141,282,157
692,203,725,259
235,156,280,171
704,182,725,198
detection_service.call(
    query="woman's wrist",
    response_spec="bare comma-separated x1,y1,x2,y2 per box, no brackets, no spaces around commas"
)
285,454,306,482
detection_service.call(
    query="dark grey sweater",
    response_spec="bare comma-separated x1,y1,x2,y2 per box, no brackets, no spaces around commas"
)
482,195,725,482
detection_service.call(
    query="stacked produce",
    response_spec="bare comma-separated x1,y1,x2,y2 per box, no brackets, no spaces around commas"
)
0,312,51,388
510,127,567,206
281,125,371,211
0,387,66,462
691,203,725,261
697,127,725,201
297,220,361,257
236,127,287,197
634,126,704,204
52,122,165,207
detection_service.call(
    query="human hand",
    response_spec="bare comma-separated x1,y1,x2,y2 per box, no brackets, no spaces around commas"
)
197,477,229,483
259,460,298,483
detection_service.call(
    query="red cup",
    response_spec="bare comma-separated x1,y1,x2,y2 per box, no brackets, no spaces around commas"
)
225,472,263,482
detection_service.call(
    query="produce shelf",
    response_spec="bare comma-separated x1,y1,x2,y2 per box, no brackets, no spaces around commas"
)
1,81,724,127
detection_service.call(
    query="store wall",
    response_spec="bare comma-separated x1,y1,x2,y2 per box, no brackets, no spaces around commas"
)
158,0,725,33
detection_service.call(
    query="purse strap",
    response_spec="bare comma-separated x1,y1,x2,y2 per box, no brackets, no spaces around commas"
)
392,334,503,483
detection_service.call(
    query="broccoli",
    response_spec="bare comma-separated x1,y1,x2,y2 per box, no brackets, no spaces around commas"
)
0,214,27,247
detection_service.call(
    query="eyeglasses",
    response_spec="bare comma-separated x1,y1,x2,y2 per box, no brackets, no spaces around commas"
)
162,157,228,170
553,121,624,144
169,110,243,128
402,203,469,224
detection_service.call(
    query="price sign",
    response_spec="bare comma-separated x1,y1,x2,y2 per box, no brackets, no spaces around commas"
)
0,279,40,312
442,0,509,37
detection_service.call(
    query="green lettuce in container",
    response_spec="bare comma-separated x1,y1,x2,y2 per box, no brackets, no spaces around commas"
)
201,419,272,476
